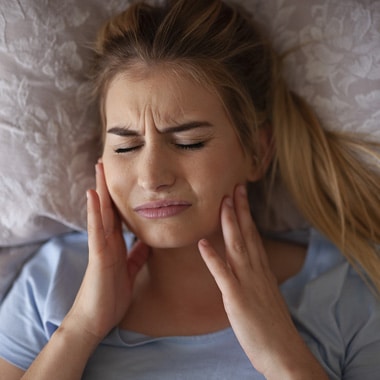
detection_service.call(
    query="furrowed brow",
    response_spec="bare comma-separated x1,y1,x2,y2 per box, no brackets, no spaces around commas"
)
107,126,138,136
160,121,213,134
107,121,213,136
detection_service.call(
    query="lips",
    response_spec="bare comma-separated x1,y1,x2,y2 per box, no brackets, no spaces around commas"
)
133,200,191,219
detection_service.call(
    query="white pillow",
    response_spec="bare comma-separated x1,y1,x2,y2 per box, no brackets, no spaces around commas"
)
0,0,132,246
251,0,380,136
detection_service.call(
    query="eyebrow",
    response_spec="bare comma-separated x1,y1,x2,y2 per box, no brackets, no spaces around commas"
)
107,121,213,136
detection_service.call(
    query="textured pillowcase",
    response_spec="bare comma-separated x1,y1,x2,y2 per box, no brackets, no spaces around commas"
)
0,0,379,300
0,0,131,300
0,0,132,246
252,0,380,136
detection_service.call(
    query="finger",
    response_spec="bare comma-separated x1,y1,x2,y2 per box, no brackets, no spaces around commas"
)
86,189,107,261
198,238,238,294
220,196,251,274
127,240,150,284
96,163,120,236
234,185,269,268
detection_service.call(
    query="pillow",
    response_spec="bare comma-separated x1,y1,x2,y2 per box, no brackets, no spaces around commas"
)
0,0,133,247
252,0,380,137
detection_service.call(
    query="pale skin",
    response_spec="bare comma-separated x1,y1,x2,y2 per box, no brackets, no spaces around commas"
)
0,66,328,379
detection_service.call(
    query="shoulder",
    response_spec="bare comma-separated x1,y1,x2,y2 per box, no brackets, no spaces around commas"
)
0,232,89,370
283,229,380,378
293,230,378,310
1,232,90,328
21,232,89,302
1,230,135,328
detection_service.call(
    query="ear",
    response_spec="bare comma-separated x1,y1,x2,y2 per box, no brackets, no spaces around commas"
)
247,126,273,182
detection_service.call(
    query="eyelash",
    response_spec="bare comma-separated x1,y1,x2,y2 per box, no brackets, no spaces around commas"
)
114,142,205,154
175,142,205,150
115,146,141,154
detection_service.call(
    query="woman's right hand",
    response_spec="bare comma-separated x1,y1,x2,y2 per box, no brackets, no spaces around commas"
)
64,162,150,346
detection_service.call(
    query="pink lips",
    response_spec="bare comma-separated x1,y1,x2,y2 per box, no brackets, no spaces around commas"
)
133,200,191,219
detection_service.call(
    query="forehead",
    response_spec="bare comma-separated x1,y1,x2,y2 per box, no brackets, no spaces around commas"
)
104,64,229,127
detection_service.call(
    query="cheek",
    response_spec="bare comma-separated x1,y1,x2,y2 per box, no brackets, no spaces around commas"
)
195,151,249,191
102,161,130,206
105,173,136,231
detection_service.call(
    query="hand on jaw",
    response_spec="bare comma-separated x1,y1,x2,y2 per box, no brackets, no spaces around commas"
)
198,185,328,379
64,165,326,379
64,162,150,347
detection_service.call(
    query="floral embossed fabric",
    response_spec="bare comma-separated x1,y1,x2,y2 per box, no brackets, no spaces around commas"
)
249,0,380,136
0,0,131,246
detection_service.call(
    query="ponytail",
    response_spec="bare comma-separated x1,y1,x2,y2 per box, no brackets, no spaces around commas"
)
272,69,380,293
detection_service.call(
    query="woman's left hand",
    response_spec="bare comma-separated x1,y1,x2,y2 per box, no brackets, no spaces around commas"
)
198,185,327,379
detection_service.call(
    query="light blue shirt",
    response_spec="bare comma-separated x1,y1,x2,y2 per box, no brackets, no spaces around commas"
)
0,230,379,379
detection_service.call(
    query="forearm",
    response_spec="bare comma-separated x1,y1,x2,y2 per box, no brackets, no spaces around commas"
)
21,317,100,380
267,360,329,380
262,336,329,380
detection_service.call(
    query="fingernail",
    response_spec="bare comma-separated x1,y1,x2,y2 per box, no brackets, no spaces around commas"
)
238,185,247,197
224,196,233,207
199,238,208,247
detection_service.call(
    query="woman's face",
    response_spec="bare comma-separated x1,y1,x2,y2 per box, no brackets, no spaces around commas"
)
102,66,258,249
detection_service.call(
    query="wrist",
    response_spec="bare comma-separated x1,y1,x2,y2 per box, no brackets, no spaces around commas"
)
263,348,328,380
266,364,328,380
57,314,103,354
21,315,100,379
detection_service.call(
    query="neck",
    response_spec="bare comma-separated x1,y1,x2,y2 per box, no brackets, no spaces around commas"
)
122,234,307,336
122,236,229,336
145,236,225,302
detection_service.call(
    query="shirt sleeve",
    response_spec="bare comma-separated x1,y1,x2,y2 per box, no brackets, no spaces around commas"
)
341,277,380,379
283,230,380,380
0,251,52,370
0,233,88,370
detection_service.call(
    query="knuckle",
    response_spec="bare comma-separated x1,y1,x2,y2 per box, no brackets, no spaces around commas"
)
231,239,247,255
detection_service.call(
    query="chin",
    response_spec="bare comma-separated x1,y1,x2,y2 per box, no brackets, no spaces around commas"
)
138,233,199,250
128,224,200,249
123,215,221,250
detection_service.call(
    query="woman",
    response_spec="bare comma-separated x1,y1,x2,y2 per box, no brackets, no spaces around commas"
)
0,0,379,379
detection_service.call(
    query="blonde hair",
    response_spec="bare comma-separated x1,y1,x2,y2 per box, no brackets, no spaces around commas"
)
92,0,380,292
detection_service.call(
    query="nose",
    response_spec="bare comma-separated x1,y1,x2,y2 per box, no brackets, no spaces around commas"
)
137,142,176,192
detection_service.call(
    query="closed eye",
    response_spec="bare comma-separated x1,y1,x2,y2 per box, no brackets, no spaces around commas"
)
114,141,206,154
114,145,143,154
175,142,205,150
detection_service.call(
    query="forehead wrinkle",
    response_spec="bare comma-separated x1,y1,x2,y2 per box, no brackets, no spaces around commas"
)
120,64,191,130
141,88,188,133
106,64,223,136
138,102,182,135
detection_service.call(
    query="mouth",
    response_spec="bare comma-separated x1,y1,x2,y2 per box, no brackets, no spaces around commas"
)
133,200,192,219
